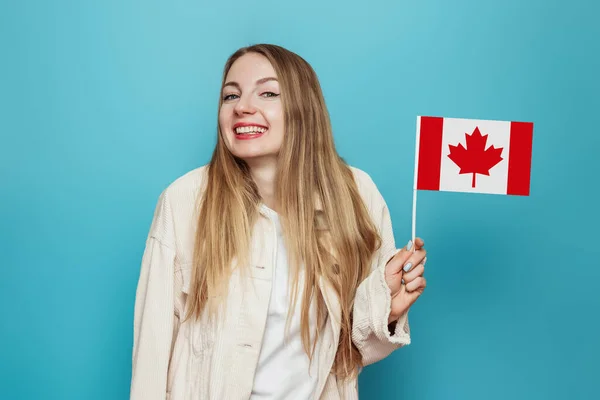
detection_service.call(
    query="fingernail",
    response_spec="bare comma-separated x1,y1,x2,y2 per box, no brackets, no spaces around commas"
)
423,257,427,266
405,240,413,251
401,279,405,284
403,262,412,272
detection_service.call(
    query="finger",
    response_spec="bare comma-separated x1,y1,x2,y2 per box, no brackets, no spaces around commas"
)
406,238,425,252
402,250,426,274
413,237,425,250
406,276,426,292
402,262,424,284
385,240,415,274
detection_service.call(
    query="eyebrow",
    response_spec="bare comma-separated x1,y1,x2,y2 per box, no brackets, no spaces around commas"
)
222,77,278,90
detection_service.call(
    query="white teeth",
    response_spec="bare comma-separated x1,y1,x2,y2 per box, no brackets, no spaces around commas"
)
235,126,267,134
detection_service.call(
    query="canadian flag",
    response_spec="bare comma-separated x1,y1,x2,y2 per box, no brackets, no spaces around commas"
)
415,116,534,196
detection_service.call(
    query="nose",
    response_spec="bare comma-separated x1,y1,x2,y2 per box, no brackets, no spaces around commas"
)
234,94,256,116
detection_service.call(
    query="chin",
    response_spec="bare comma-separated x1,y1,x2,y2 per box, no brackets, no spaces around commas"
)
232,149,279,163
224,135,281,161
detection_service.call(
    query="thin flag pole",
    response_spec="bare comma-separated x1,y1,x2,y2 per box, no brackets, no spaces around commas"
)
411,187,417,253
411,116,421,253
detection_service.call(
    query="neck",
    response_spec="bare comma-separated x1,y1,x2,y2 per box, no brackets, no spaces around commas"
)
246,157,278,212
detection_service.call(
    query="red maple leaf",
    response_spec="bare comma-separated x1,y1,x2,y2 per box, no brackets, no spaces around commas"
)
447,126,504,188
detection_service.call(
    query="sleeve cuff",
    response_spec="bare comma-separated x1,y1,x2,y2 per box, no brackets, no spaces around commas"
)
351,249,411,366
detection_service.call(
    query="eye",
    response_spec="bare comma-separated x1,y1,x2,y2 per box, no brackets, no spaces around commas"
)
261,92,280,98
223,93,239,101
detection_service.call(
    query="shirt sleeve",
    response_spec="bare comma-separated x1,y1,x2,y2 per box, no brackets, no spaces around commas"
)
351,174,411,366
130,192,178,400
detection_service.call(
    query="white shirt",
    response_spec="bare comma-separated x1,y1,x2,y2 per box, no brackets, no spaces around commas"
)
250,207,320,399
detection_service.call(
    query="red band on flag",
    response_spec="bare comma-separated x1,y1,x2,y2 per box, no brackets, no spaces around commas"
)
417,116,444,191
507,121,533,196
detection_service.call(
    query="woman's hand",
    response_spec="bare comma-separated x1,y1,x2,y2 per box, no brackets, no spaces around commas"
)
384,237,427,324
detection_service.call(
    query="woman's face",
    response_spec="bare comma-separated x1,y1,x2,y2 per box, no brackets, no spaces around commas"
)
219,52,284,163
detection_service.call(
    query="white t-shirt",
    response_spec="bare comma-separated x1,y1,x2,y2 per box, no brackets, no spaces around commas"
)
250,208,320,399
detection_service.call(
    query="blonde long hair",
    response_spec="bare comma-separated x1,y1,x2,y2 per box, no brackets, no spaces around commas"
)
185,44,381,380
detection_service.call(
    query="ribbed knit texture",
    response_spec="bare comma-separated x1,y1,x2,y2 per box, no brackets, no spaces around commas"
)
130,165,411,400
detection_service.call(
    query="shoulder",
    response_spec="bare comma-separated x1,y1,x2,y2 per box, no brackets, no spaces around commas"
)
161,164,209,203
147,165,209,245
347,165,389,212
349,165,375,188
348,165,388,220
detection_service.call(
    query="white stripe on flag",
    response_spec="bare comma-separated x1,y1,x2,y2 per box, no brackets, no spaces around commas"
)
439,118,512,195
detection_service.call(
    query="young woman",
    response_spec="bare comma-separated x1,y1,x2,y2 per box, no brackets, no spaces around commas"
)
130,44,427,400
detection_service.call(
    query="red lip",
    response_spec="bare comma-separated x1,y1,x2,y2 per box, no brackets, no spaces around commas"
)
232,122,269,130
235,132,264,140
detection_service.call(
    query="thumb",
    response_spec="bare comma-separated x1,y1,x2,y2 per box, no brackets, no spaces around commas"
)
385,240,414,276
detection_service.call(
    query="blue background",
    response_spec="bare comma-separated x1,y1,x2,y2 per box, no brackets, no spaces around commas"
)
1,0,598,399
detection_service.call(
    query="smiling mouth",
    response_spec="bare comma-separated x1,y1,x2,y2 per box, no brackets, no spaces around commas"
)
234,125,268,136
